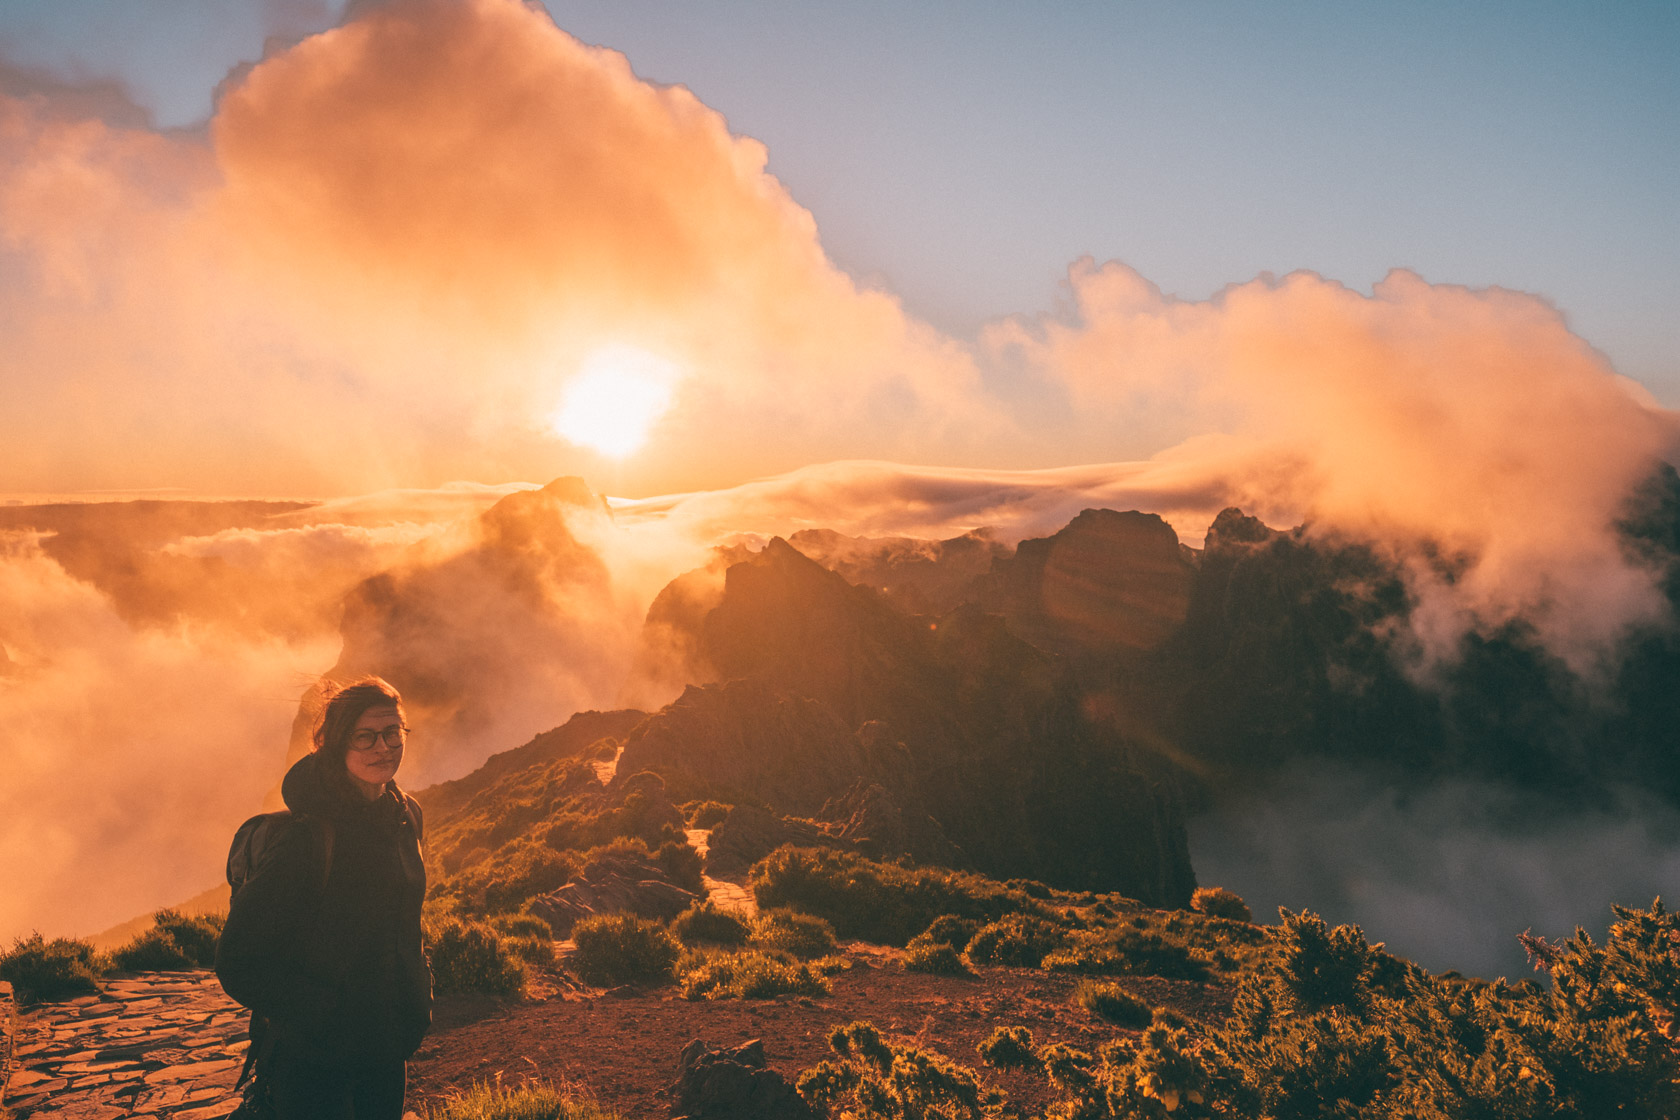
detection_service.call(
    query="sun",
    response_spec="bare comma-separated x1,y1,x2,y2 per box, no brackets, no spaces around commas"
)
549,345,680,458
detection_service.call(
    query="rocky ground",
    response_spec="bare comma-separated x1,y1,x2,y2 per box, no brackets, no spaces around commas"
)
3,950,1232,1119
4,972,248,1119
410,945,1232,1118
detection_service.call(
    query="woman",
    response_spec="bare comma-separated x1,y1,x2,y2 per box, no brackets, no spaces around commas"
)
217,677,432,1119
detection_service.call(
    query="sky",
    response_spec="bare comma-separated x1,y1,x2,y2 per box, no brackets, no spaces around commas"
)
5,3,1679,357
0,1,1674,489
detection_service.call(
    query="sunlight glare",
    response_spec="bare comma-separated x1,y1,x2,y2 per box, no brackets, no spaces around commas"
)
549,345,680,458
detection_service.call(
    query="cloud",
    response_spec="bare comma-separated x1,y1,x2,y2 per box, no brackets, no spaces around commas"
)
1190,765,1680,978
990,263,1679,668
0,531,337,940
0,0,991,498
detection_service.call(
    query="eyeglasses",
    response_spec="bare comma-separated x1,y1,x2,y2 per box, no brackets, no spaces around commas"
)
349,725,408,753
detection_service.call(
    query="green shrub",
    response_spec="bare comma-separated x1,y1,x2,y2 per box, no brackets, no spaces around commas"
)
752,908,839,959
1042,927,1211,981
977,1026,1038,1069
1074,980,1153,1028
424,1078,623,1120
965,915,1069,968
684,800,732,829
918,914,980,950
490,913,555,941
672,902,752,946
677,947,832,1000
797,1021,998,1119
502,936,557,970
1191,886,1252,923
109,909,224,972
904,934,969,975
752,845,1049,946
425,917,527,997
437,841,580,916
655,837,705,894
0,933,102,1004
569,913,679,987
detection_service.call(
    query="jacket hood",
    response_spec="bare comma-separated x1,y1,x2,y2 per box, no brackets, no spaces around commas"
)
282,751,404,821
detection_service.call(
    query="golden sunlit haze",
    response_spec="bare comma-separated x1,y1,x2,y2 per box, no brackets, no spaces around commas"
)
550,345,681,458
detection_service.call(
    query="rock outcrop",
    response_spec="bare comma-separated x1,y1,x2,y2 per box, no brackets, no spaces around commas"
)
687,538,1197,906
526,853,698,937
669,1038,814,1120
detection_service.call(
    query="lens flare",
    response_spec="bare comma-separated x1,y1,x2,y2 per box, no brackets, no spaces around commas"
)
550,345,679,458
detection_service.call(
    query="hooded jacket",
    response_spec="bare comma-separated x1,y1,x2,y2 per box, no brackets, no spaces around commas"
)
216,752,432,1068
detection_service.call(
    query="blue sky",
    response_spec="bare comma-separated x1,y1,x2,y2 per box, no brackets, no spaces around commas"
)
2,0,1675,403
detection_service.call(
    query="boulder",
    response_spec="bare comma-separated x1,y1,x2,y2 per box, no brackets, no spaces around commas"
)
703,805,834,878
527,854,697,937
670,1038,814,1120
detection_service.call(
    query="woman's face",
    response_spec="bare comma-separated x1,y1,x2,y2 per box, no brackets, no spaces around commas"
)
344,704,404,796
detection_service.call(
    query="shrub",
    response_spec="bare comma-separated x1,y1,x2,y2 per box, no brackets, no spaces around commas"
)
502,936,557,970
1191,886,1252,923
569,914,679,987
438,841,580,916
904,934,969,975
655,837,705,894
977,1026,1038,1069
109,910,224,972
1042,927,1211,982
1074,980,1153,1028
672,902,751,946
490,913,555,941
684,800,732,829
751,845,1049,946
752,908,839,959
0,933,102,1004
965,915,1068,968
678,948,832,1000
426,917,527,997
798,1021,998,1119
425,1078,622,1120
918,914,980,950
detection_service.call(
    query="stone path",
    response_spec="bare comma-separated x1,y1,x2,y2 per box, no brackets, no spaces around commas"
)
686,828,756,917
3,971,248,1119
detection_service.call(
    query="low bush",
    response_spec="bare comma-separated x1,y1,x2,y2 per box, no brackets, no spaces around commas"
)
424,1078,623,1120
751,908,839,960
918,914,980,950
751,845,1050,946
569,914,680,988
1074,980,1153,1028
425,917,527,997
798,1021,1000,1119
490,913,555,941
109,909,224,972
977,1026,1038,1069
1042,927,1211,982
672,902,752,946
677,947,832,1000
904,934,969,975
0,933,102,1004
655,837,705,894
437,841,580,916
1190,886,1252,923
683,800,732,829
965,915,1069,968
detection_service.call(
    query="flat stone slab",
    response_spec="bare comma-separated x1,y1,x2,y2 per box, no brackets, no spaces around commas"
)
3,971,246,1118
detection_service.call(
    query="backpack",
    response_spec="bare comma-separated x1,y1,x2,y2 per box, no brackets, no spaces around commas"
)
225,811,335,1111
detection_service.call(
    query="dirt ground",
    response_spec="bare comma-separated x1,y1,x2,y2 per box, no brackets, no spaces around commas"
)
406,943,1234,1119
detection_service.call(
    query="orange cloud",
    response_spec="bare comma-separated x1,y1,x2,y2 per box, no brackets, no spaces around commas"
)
0,0,989,498
989,262,1678,667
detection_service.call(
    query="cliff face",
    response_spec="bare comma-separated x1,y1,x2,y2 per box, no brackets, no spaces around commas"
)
688,538,1197,906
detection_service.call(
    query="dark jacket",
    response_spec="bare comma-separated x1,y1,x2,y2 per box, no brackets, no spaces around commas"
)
216,753,432,1069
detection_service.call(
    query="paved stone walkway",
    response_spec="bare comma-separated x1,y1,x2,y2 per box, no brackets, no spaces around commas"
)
4,971,248,1119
